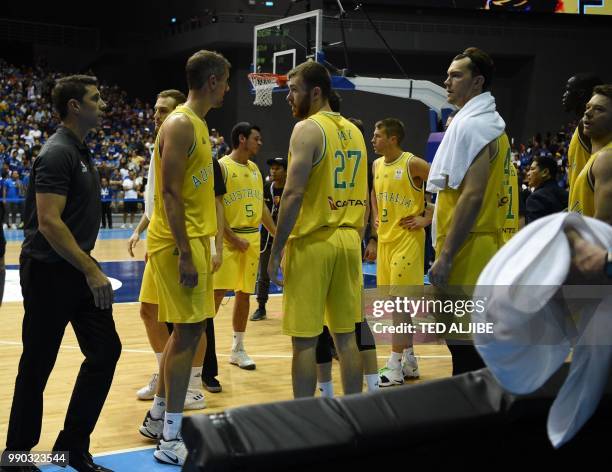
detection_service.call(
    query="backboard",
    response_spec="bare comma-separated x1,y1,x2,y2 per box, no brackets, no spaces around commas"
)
253,9,323,75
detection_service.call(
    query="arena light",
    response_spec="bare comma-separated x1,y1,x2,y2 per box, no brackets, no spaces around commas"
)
265,1,274,6
170,17,177,24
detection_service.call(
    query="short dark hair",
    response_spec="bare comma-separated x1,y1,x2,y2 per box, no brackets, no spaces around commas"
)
287,61,331,100
453,47,495,91
231,122,261,149
329,90,342,112
572,73,603,94
533,155,558,179
593,84,612,101
348,117,365,136
185,50,231,90
52,75,98,120
157,89,186,106
375,118,405,145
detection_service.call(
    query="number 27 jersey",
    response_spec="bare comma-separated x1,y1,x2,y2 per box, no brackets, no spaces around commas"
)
290,111,368,239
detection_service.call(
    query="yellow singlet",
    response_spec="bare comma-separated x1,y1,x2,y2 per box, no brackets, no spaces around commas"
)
290,111,368,239
147,104,217,253
373,152,425,243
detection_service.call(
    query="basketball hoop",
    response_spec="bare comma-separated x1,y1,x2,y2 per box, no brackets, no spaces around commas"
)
248,73,287,107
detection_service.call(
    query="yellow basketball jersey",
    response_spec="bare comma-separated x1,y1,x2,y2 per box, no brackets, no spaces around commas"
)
373,152,425,243
435,133,510,245
147,104,217,253
290,111,368,239
500,161,519,245
219,155,264,234
568,126,591,192
569,141,612,217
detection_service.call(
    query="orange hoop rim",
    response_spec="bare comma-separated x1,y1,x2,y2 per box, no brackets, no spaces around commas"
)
248,72,288,87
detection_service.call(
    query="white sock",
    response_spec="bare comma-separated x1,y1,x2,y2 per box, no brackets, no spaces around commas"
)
150,395,166,419
189,367,202,388
163,412,183,440
155,352,163,366
388,351,402,368
365,374,380,392
189,366,202,388
232,332,245,351
317,381,334,398
402,347,414,358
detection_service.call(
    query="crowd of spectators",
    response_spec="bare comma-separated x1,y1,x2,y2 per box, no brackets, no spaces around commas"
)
0,59,230,229
510,120,577,191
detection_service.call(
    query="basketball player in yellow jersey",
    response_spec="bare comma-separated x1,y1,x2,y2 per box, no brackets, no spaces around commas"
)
569,84,612,224
140,50,230,467
364,118,432,387
562,74,603,191
208,122,276,373
428,47,508,376
130,90,228,404
500,158,520,245
268,61,368,397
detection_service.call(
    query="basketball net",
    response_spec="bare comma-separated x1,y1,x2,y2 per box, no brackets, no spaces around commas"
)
248,73,287,107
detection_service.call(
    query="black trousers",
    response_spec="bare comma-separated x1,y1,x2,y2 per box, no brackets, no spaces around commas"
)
201,318,217,379
446,341,486,376
255,241,272,307
7,202,22,225
5,257,122,453
101,201,113,229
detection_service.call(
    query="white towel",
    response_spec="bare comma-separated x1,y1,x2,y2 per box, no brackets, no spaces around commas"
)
473,212,612,448
426,92,506,193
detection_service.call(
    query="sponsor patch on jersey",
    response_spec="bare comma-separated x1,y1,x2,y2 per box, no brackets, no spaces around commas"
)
328,196,367,210
394,168,403,180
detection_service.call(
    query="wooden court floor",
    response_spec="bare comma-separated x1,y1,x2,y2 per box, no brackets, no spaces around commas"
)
0,238,451,454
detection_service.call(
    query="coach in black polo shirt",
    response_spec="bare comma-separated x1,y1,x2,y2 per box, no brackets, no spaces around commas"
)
3,76,121,472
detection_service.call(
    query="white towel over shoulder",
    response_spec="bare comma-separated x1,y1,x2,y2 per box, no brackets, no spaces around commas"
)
426,92,505,193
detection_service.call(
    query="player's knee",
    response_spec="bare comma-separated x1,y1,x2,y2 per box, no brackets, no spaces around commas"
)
140,302,157,323
292,336,317,353
332,332,358,351
173,321,206,345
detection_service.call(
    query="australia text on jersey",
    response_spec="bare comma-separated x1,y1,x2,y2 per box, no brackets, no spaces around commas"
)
191,163,214,189
376,191,415,208
223,188,263,206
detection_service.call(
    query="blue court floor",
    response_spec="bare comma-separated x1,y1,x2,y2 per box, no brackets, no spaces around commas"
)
3,228,379,303
38,447,169,471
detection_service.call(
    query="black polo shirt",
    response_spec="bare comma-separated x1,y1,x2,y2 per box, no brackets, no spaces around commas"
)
22,126,102,262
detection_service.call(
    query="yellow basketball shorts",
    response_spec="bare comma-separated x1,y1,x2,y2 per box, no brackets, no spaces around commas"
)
377,228,425,288
434,232,499,286
149,237,215,324
213,231,260,293
282,227,363,338
433,232,499,339
138,259,158,304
